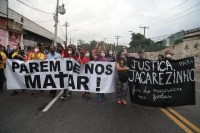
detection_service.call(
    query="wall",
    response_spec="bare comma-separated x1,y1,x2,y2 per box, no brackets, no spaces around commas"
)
130,38,200,72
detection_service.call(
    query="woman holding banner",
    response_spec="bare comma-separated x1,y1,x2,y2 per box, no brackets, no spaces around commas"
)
60,46,80,100
81,50,93,98
96,50,108,102
107,49,115,62
115,51,129,104
28,45,45,97
11,45,26,96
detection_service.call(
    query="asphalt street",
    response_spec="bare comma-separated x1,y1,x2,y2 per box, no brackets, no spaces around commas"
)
0,75,200,133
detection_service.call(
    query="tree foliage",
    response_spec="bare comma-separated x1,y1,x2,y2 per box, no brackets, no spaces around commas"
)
129,33,153,48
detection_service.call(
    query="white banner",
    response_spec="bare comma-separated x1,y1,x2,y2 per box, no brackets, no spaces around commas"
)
6,59,116,93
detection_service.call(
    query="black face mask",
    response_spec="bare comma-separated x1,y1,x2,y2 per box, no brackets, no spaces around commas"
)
50,50,55,54
58,50,62,53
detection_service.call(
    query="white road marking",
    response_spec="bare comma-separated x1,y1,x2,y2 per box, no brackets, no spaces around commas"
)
42,90,63,112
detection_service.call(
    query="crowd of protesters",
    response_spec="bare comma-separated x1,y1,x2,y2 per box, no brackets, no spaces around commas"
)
0,43,174,104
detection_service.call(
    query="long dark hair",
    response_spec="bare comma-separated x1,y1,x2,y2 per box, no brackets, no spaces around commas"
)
67,46,75,55
116,51,125,62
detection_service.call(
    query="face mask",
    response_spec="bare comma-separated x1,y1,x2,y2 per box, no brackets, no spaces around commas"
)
68,50,72,54
109,51,113,55
124,50,127,54
85,53,90,57
34,48,39,53
13,46,17,50
166,54,171,58
101,53,105,57
121,55,125,58
139,55,144,59
50,50,55,54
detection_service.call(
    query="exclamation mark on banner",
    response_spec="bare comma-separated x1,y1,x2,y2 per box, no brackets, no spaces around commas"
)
96,77,101,91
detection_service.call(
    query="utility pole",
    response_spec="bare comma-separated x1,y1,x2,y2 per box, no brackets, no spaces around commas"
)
139,26,149,37
115,35,120,47
53,1,66,46
69,38,71,45
53,0,59,46
64,21,69,49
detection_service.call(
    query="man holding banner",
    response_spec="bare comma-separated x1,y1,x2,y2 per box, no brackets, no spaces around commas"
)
47,45,62,98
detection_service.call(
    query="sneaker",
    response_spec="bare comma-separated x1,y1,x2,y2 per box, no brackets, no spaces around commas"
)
61,95,66,100
121,100,127,105
68,91,72,97
11,91,18,96
97,99,102,103
117,100,122,104
31,92,37,97
82,93,86,98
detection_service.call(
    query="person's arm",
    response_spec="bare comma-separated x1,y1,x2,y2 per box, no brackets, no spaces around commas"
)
115,62,129,71
16,54,26,60
1,52,7,65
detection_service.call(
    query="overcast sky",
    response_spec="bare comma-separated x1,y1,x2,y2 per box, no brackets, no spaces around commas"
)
9,0,200,46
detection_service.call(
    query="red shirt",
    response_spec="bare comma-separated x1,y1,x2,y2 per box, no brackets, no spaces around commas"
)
63,52,78,60
81,57,90,64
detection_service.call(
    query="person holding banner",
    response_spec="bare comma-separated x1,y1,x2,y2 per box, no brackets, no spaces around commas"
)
57,45,64,57
96,50,108,102
115,51,129,104
47,45,62,98
107,49,115,62
138,50,145,59
164,50,174,60
60,46,79,100
0,45,7,92
11,45,26,96
28,45,45,97
81,50,93,98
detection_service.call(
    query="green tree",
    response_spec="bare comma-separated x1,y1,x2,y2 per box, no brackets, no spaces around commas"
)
128,33,155,52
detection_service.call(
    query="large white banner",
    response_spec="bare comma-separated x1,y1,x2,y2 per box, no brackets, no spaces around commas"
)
6,59,116,93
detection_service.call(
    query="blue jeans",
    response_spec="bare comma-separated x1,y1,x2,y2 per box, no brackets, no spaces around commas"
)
97,93,104,100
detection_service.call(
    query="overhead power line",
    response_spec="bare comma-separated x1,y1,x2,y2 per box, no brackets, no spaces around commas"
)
149,2,200,26
16,0,53,14
143,0,189,25
152,8,200,26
